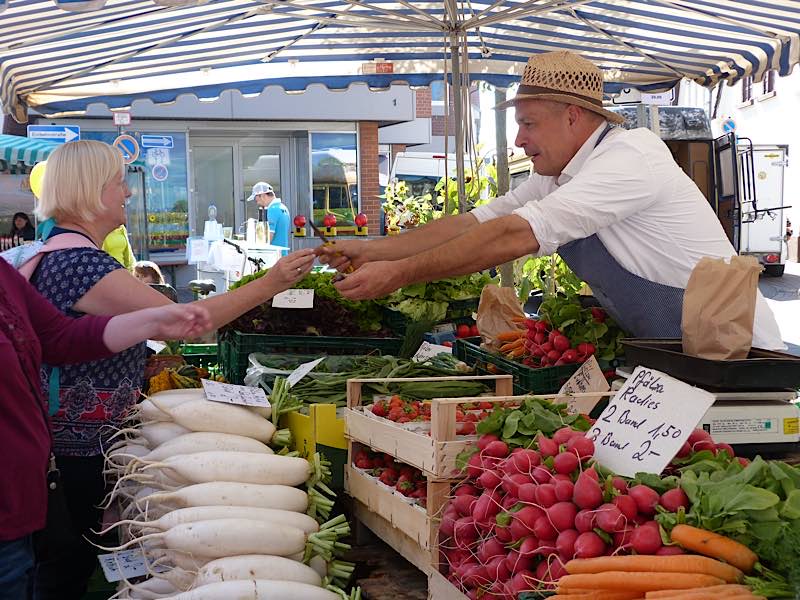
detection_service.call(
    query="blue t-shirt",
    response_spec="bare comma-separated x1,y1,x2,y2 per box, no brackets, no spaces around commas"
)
266,200,291,256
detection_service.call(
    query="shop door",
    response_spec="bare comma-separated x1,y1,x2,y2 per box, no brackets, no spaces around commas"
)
191,138,286,238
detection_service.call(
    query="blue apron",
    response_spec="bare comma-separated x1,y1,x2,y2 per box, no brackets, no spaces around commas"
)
556,125,684,338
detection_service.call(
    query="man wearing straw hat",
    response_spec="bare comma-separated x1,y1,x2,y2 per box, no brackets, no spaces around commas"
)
317,51,783,349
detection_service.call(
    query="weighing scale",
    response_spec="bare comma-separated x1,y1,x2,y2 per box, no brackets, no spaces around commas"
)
614,366,800,458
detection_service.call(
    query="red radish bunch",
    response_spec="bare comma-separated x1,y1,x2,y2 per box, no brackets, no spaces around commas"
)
456,323,481,338
438,428,697,599
520,319,598,368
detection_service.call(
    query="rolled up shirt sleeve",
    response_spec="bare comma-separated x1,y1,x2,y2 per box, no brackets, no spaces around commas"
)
470,174,544,223
513,142,662,256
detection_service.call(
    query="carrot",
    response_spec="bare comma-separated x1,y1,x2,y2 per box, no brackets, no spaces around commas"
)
550,592,644,600
557,572,726,593
507,346,526,358
496,330,523,342
646,584,750,598
565,555,743,583
670,525,758,574
650,595,760,600
499,338,525,351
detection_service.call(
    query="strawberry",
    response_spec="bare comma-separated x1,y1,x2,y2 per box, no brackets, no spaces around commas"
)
379,468,398,486
371,402,387,417
396,475,415,496
387,407,403,422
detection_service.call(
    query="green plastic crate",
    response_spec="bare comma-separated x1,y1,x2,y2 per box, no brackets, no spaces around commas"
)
219,331,403,384
382,297,479,336
454,336,579,395
181,343,220,376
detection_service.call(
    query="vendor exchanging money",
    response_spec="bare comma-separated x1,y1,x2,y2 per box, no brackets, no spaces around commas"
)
316,51,783,350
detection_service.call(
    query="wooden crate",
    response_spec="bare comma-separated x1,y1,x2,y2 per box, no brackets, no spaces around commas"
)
428,570,469,600
345,375,514,478
345,459,451,575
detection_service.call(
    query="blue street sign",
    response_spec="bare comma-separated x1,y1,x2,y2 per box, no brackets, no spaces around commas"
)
27,124,80,144
141,134,174,149
722,118,736,134
113,134,140,164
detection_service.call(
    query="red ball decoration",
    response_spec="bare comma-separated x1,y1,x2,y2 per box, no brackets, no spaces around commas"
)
323,213,337,228
293,214,306,227
355,213,368,227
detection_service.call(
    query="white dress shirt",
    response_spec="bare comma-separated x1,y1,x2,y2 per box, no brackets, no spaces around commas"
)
472,124,784,350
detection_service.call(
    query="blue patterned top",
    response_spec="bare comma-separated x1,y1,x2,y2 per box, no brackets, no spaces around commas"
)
30,247,146,457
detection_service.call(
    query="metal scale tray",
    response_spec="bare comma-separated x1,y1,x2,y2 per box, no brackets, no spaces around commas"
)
621,338,800,392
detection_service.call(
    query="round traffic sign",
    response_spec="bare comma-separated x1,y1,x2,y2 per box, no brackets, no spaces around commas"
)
113,134,140,164
152,164,169,182
722,118,736,134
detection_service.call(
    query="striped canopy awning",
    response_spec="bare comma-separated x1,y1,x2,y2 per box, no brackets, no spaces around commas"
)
1,0,799,120
0,134,57,166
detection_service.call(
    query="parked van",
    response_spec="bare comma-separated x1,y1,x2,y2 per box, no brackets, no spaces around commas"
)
390,151,472,196
311,150,358,234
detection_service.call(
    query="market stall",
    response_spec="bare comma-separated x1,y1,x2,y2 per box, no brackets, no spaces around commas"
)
93,253,798,600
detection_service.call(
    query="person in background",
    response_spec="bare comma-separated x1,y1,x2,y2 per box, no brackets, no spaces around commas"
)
133,260,165,285
102,224,135,270
29,140,315,600
10,212,35,241
247,181,291,255
0,257,212,600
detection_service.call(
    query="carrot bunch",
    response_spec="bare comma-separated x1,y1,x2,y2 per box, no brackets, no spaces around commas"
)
553,554,763,600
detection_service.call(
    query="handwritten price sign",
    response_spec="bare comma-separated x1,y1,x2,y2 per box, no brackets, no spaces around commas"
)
272,289,314,309
559,355,610,415
202,379,270,408
588,366,714,477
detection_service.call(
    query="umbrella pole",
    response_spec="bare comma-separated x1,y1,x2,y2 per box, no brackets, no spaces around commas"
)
449,30,467,214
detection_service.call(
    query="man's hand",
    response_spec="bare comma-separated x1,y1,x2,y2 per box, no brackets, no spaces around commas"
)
314,239,369,272
333,261,409,300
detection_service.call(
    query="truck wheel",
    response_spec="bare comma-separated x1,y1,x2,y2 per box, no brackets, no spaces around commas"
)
764,264,785,277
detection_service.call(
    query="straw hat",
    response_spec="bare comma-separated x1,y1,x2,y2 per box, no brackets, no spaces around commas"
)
497,51,624,124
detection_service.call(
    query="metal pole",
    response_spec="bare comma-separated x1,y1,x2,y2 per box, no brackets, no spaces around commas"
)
449,29,467,213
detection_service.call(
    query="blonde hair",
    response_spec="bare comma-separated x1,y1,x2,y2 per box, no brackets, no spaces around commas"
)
35,140,124,223
133,260,165,285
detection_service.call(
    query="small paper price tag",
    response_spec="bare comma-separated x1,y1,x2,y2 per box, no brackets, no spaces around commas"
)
202,379,270,408
146,340,167,353
286,357,325,388
588,366,715,478
559,356,610,415
412,341,453,362
98,549,166,582
272,289,314,309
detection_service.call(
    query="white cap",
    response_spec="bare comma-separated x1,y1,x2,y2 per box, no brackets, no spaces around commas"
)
246,181,274,202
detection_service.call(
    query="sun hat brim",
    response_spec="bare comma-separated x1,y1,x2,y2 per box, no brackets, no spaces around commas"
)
495,91,625,124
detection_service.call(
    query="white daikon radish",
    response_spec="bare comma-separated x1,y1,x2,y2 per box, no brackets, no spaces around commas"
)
139,482,308,513
309,554,328,579
108,442,150,464
137,400,174,422
161,579,339,600
194,555,322,587
147,548,211,572
148,564,195,591
103,519,307,559
150,399,275,443
114,576,178,599
148,389,271,419
141,432,273,463
138,422,193,448
100,506,319,536
142,452,309,486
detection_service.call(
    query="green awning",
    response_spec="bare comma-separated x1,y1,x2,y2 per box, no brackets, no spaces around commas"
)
0,134,57,167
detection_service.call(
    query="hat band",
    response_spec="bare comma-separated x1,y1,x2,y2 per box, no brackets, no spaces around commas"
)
516,84,602,108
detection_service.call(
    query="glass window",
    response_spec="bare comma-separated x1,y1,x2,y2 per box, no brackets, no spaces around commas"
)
82,131,189,255
310,132,358,233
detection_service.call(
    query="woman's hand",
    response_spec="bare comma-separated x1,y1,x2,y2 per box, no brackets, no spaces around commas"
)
147,304,214,341
264,249,316,291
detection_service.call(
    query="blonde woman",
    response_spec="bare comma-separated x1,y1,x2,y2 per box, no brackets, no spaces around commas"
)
29,140,314,599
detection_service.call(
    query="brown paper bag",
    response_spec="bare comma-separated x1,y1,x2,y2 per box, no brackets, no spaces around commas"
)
477,285,526,350
681,256,761,360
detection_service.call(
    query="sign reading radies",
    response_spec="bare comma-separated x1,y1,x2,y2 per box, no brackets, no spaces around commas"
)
588,366,715,478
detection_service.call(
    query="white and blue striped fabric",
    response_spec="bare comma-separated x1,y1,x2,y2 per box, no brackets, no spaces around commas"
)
0,134,57,166
1,0,799,119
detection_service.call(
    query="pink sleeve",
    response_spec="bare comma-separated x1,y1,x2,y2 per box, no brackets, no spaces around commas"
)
14,263,115,365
